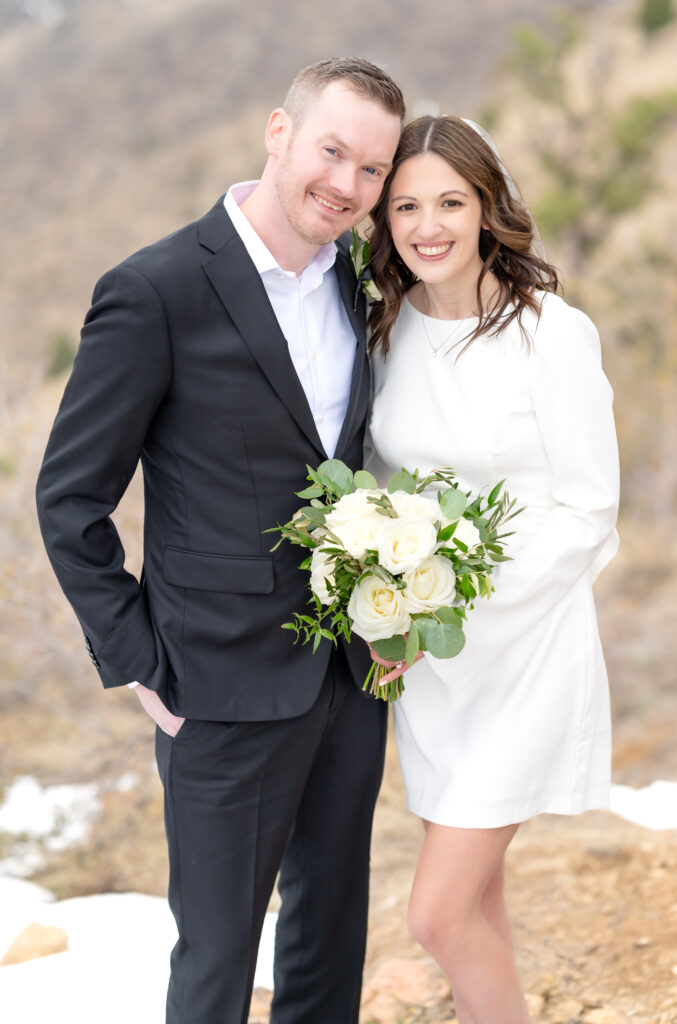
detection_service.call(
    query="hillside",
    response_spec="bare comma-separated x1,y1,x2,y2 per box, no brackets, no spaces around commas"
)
1,0,595,396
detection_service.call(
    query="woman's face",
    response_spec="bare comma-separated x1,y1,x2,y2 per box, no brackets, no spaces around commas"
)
387,152,486,289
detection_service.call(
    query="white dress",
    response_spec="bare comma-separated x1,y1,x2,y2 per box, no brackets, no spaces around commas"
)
368,292,620,828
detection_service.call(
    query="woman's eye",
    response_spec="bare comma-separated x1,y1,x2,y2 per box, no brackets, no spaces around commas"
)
395,203,415,212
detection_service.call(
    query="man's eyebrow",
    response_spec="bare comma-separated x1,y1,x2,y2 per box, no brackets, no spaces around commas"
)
321,133,393,170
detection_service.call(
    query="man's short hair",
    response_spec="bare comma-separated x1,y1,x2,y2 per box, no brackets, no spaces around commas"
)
283,57,405,128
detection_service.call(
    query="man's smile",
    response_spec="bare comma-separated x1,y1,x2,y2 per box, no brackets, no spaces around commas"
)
310,191,351,213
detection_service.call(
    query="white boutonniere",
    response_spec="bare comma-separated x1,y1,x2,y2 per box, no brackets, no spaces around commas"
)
350,228,383,311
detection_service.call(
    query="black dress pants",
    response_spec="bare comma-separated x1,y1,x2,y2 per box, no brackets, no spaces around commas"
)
155,646,387,1024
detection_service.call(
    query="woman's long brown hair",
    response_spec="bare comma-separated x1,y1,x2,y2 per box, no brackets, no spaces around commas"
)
368,116,560,356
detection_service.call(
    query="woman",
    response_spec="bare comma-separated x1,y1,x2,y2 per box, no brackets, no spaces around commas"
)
366,116,620,1023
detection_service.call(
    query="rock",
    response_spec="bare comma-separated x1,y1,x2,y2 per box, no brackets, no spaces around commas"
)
1,921,68,965
526,992,546,1015
582,1010,625,1024
548,998,584,1023
249,986,272,1023
579,992,604,1009
360,958,449,1021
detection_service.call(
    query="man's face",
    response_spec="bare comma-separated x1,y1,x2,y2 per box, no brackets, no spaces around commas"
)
269,82,401,246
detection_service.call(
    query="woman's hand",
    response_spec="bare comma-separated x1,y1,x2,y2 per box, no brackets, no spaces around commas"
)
367,643,424,685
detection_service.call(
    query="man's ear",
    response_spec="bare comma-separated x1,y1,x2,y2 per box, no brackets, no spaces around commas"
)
265,108,291,158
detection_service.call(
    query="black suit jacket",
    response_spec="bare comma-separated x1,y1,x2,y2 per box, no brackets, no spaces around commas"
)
36,197,373,720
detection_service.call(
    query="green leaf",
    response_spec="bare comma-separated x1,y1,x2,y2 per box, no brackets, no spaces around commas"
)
318,459,355,496
371,634,407,661
354,469,378,489
434,605,458,624
415,618,465,659
300,505,328,526
487,479,505,505
387,469,416,494
405,623,419,666
296,483,324,499
439,488,467,520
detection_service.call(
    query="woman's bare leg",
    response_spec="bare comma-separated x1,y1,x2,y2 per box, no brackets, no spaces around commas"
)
408,822,530,1024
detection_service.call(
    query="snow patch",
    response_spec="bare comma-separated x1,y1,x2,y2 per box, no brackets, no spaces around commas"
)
609,779,677,830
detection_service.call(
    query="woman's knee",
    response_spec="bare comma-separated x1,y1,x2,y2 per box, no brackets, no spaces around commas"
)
406,895,470,958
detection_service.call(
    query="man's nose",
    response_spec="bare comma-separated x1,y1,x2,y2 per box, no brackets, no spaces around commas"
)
327,163,357,199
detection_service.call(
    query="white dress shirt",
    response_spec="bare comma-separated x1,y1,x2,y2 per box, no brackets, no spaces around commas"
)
224,181,356,457
129,184,357,689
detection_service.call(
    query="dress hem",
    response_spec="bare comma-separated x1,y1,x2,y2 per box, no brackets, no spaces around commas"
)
406,785,611,829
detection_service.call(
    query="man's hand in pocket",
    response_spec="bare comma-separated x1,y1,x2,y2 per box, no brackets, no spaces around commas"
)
134,683,186,737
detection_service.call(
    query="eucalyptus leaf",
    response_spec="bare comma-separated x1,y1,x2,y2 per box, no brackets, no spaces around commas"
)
300,506,327,526
387,469,416,494
354,469,378,489
296,483,324,499
415,618,465,659
318,459,355,496
371,634,407,661
405,623,420,666
434,605,458,624
439,488,467,520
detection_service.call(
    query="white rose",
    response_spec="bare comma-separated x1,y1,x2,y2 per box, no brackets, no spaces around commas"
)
325,490,381,530
388,490,441,524
377,516,439,575
401,555,457,612
329,513,385,561
348,577,412,642
310,547,336,605
451,517,482,551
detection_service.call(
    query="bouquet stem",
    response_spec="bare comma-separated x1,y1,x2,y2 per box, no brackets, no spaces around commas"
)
362,660,406,702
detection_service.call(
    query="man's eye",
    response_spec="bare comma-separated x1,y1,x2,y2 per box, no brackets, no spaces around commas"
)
363,167,379,177
325,147,338,157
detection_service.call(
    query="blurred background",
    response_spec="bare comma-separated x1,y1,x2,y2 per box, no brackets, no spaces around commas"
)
1,0,676,1020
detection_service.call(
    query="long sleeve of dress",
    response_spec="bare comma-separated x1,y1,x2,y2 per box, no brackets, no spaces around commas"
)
426,304,620,688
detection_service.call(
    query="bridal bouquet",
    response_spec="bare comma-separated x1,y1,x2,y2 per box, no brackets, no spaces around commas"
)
270,460,520,701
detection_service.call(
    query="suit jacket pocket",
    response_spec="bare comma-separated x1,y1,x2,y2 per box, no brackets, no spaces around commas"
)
162,546,274,594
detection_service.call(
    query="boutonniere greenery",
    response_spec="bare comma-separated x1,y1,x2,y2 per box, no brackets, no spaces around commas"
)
350,228,383,311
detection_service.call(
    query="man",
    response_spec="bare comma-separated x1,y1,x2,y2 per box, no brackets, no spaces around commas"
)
36,58,404,1024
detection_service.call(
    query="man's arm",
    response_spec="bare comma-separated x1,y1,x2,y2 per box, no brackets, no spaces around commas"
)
36,262,172,691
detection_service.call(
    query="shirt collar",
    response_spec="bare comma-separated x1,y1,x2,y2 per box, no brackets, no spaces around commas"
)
224,181,337,279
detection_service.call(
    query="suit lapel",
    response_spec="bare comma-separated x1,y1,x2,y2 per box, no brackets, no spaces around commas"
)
333,245,370,461
199,201,326,459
